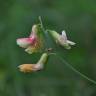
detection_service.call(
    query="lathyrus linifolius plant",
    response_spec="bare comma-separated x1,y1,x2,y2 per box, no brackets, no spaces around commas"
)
16,19,75,73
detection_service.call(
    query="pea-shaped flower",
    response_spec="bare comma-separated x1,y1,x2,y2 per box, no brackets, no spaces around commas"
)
16,24,43,54
18,53,48,73
49,30,75,49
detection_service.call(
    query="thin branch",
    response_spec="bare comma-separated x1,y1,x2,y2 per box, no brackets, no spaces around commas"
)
39,16,45,32
56,54,96,85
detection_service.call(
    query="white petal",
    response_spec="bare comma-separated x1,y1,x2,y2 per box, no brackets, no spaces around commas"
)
62,30,67,38
67,40,76,45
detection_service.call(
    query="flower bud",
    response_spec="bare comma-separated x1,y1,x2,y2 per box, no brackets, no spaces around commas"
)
49,30,75,49
18,53,48,73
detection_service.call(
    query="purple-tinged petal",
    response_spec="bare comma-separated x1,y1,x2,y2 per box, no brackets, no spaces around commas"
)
16,38,34,48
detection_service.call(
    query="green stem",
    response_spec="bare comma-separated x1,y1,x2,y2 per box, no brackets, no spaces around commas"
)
56,54,96,85
39,16,45,32
38,16,51,48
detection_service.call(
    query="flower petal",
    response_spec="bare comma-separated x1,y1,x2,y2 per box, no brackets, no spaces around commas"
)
18,63,43,73
61,30,67,40
18,64,36,73
25,46,37,54
16,38,34,48
25,38,42,54
67,40,76,45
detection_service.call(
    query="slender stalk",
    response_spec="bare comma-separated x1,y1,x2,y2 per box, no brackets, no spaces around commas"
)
56,54,96,85
39,16,51,48
39,16,45,32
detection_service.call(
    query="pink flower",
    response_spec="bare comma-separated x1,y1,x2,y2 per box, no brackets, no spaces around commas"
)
16,24,43,54
16,25,39,48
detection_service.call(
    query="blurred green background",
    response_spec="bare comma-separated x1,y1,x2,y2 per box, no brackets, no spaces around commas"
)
0,0,96,96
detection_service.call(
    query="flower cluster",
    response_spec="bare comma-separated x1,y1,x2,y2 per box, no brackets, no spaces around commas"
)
16,22,75,73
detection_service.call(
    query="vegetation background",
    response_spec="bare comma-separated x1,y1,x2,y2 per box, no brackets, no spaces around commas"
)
0,0,96,96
